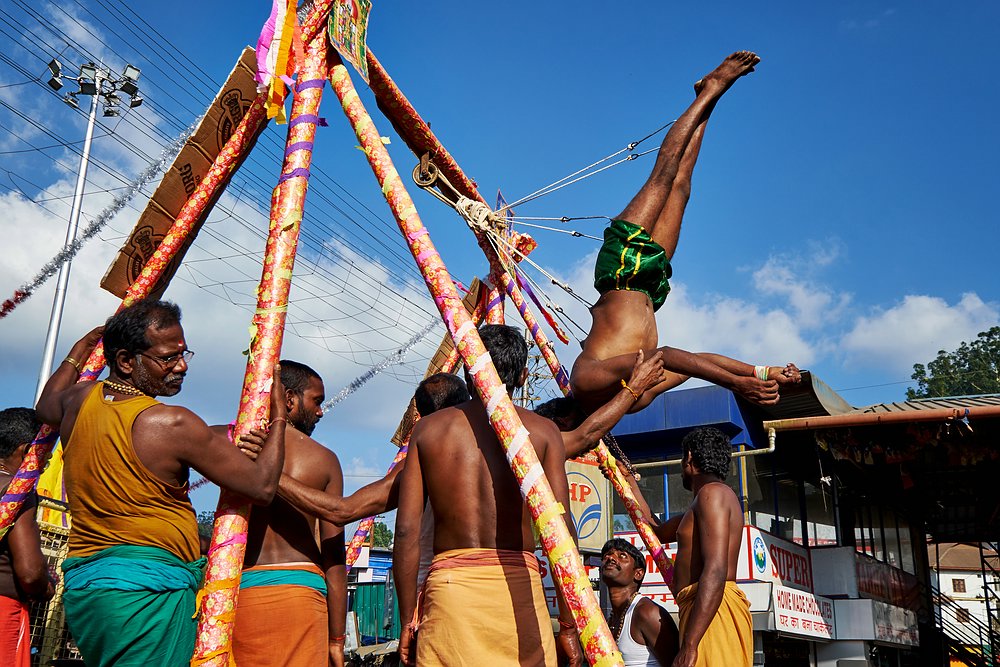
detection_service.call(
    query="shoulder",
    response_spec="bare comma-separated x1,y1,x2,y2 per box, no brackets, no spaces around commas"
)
694,481,737,503
518,408,561,439
632,596,666,629
138,403,208,433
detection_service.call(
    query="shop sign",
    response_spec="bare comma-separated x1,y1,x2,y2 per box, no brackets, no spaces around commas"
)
565,458,613,553
742,527,813,592
855,553,919,609
771,584,835,639
872,600,918,646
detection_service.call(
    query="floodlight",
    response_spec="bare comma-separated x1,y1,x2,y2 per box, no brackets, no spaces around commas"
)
103,105,120,117
119,79,138,97
47,59,61,77
78,79,97,96
122,64,140,81
79,63,96,82
48,76,63,91
63,93,79,109
105,93,120,105
129,95,143,108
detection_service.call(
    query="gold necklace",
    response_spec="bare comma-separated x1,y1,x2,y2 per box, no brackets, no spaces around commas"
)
610,591,639,641
103,379,145,397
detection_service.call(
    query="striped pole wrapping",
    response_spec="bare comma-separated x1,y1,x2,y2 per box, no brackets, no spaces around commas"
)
190,29,328,667
328,54,623,667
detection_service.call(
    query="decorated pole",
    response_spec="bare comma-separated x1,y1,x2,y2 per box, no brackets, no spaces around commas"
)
345,441,408,570
328,54,623,667
0,92,272,541
365,51,674,584
190,31,329,667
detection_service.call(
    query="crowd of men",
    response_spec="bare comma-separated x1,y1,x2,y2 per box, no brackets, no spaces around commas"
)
0,50,801,667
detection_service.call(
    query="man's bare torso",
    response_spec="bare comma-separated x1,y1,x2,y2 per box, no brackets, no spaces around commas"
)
671,482,744,593
414,401,562,554
244,427,339,566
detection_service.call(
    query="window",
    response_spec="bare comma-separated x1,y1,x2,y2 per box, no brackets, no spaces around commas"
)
613,465,666,532
803,479,837,547
956,608,971,623
952,579,967,593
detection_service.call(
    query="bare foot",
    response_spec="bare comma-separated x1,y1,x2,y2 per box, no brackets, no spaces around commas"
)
694,50,760,95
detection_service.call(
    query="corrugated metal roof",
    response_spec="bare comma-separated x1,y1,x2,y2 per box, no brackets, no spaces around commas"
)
859,394,1000,414
747,371,855,419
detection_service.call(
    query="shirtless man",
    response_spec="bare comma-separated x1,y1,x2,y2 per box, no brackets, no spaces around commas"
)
570,51,800,414
35,300,285,667
231,360,345,667
624,427,751,667
277,349,663,524
394,324,580,667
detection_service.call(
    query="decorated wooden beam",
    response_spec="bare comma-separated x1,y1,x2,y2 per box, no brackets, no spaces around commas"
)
328,52,623,667
365,50,675,586
190,27,330,667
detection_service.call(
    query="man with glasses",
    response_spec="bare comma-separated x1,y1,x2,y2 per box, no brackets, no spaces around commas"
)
35,299,287,667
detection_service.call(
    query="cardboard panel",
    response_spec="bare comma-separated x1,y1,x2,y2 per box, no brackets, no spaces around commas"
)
101,47,264,299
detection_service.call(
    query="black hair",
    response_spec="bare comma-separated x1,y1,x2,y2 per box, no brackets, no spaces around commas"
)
534,397,582,428
601,537,646,583
0,408,41,459
280,360,322,397
681,427,732,480
414,373,469,417
104,299,182,372
477,324,528,392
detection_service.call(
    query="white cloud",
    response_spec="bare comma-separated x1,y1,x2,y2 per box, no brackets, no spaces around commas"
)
840,293,999,375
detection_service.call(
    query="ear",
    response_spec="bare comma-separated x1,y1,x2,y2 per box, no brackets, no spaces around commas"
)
116,349,136,376
633,568,645,584
516,367,529,388
285,389,298,413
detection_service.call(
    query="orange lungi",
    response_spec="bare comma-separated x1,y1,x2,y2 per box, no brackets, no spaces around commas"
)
233,563,329,667
416,548,556,667
676,581,752,667
0,595,31,667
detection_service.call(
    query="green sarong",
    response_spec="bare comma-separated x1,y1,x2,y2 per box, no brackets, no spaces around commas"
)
62,545,207,667
594,218,672,311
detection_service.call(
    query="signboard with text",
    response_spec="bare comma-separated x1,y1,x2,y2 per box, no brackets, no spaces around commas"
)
771,584,835,639
565,458,613,553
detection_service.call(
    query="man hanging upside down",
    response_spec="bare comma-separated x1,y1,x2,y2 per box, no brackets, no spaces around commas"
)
571,51,800,413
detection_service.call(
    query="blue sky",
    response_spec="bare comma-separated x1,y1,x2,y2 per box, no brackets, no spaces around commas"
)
1,1,997,518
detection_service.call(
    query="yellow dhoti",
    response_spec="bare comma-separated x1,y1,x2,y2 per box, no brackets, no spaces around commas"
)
676,581,752,667
416,548,556,667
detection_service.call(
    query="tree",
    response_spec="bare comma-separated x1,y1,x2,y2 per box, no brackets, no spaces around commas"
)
371,521,393,548
197,511,215,540
907,326,1000,399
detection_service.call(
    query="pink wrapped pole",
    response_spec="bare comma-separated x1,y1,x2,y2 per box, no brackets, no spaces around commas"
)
328,55,623,667
345,442,409,571
366,51,675,585
0,85,272,541
190,32,329,667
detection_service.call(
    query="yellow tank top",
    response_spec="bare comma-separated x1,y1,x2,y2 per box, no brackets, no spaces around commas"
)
63,383,200,562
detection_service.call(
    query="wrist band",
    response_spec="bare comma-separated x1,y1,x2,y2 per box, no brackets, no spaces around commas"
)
620,379,640,402
63,356,82,372
753,365,769,381
558,618,575,629
329,634,346,644
269,417,287,427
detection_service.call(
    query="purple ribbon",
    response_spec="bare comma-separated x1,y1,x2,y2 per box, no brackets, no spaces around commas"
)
290,114,327,128
285,141,314,156
278,167,311,183
295,78,326,92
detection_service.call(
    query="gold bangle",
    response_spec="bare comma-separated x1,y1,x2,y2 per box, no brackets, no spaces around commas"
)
63,356,81,372
620,379,640,402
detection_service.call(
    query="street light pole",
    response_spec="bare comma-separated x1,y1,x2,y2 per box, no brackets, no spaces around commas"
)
33,61,142,403
34,80,100,405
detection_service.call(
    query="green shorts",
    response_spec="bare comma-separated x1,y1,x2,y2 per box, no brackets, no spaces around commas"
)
594,219,671,311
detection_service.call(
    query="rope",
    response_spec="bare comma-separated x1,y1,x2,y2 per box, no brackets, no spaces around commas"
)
497,122,673,212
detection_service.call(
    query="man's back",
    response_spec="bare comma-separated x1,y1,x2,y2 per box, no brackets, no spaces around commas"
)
245,427,340,566
416,401,565,555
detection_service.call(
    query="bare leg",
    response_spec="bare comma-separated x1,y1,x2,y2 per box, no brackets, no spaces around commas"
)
653,113,709,258
617,51,759,255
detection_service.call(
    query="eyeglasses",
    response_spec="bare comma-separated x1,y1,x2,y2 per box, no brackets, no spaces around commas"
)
137,350,195,369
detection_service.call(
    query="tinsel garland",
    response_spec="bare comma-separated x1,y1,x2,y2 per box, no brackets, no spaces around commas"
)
0,118,200,320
